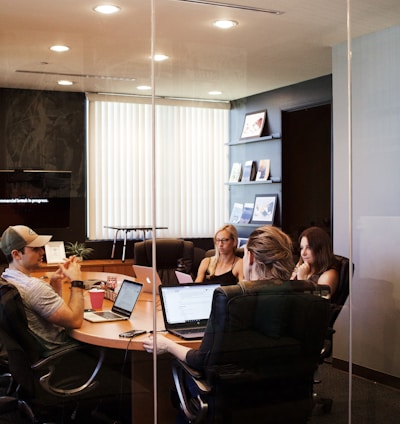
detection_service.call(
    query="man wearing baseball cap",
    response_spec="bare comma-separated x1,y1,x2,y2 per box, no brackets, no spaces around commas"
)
0,225,85,351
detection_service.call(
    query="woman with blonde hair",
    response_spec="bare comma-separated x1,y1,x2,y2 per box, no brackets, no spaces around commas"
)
195,224,243,285
143,225,296,364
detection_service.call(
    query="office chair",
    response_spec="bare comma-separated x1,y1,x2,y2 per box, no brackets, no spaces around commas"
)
313,254,353,413
0,282,105,423
192,247,207,277
171,280,330,423
133,238,194,285
204,248,244,259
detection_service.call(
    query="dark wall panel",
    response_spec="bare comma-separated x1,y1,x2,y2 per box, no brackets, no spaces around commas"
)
230,75,332,240
0,88,86,242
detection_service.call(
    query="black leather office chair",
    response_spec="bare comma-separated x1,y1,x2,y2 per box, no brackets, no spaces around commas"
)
204,248,244,259
314,254,353,413
0,281,106,423
319,255,352,362
171,280,330,423
133,238,194,285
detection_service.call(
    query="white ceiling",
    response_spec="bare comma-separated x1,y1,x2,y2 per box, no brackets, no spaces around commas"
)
1,0,400,101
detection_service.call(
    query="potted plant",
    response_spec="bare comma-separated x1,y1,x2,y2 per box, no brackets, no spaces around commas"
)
65,241,94,260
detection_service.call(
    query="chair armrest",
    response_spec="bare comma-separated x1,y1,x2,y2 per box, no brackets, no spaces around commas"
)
176,360,211,393
32,344,105,396
313,284,331,298
172,359,210,422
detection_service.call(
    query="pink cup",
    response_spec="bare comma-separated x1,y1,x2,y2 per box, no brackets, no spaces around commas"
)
89,289,105,310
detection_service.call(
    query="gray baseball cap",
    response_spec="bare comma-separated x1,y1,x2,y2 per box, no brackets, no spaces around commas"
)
0,225,52,256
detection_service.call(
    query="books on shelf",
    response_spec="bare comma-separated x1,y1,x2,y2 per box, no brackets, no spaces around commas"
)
229,202,243,224
229,162,242,182
229,159,275,184
239,202,254,224
241,160,257,182
256,159,271,181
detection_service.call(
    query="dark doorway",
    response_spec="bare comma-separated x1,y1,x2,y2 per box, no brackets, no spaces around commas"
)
281,103,332,245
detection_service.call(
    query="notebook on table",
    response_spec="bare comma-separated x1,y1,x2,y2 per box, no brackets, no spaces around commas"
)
84,279,143,323
175,270,194,284
159,282,220,340
132,265,162,293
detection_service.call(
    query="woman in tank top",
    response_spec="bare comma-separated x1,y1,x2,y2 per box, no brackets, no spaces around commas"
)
195,224,243,285
290,226,339,297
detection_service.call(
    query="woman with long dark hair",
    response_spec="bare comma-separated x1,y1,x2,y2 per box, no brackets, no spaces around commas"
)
291,226,339,296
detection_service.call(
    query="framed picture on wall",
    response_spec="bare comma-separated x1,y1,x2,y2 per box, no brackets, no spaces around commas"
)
237,238,248,248
251,194,278,225
240,110,267,139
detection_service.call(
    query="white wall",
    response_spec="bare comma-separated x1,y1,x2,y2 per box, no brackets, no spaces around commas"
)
333,25,400,377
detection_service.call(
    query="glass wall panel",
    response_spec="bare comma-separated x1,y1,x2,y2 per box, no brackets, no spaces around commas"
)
333,3,400,424
151,1,397,423
151,1,347,424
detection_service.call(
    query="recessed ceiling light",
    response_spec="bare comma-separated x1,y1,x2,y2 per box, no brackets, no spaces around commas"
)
208,90,222,95
50,45,70,52
57,80,73,86
213,20,238,29
152,54,169,62
94,5,121,14
137,85,152,90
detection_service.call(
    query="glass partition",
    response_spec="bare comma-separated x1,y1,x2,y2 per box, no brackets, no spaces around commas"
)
151,1,350,423
152,1,398,423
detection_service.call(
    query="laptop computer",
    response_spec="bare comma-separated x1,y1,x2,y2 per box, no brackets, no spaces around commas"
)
84,279,143,323
159,282,220,340
132,265,162,293
175,270,194,284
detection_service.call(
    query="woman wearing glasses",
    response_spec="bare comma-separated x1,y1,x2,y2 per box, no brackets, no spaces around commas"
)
195,224,244,284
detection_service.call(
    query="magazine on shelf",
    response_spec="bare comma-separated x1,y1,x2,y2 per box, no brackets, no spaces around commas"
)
256,159,271,181
229,202,243,224
229,162,242,182
239,202,254,224
241,160,257,182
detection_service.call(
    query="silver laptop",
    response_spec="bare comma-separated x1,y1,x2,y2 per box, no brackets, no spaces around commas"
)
159,282,220,339
84,279,142,323
132,265,162,293
175,270,194,284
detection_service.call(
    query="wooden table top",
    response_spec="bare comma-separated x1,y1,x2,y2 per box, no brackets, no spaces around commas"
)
60,271,199,351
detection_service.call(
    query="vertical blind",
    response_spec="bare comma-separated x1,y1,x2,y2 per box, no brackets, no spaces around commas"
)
87,95,230,240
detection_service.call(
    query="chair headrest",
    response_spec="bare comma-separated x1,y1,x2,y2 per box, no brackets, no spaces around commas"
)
206,248,244,258
134,238,194,268
219,279,317,299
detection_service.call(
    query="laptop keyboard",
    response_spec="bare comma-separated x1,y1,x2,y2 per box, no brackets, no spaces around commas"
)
95,311,120,319
178,328,205,335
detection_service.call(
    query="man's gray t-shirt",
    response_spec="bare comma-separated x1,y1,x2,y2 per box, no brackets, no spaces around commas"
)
2,268,73,351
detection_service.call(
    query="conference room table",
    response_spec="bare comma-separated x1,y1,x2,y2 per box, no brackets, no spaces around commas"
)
58,271,199,423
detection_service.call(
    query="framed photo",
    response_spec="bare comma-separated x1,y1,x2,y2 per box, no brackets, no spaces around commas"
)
240,110,267,139
44,241,66,264
237,238,248,249
251,194,278,225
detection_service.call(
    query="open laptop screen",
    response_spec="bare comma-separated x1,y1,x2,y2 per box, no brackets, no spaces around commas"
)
160,283,220,325
112,279,143,316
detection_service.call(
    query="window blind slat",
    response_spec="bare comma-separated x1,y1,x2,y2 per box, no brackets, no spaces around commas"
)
87,99,229,240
